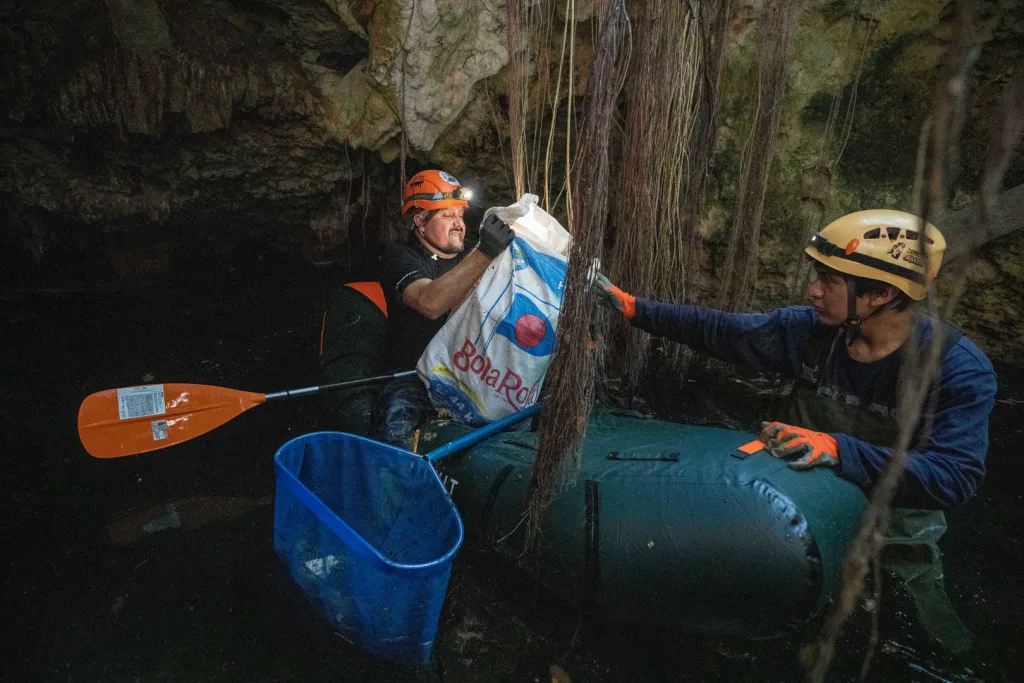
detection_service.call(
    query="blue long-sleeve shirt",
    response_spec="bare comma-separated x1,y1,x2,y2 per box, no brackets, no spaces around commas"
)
632,300,997,510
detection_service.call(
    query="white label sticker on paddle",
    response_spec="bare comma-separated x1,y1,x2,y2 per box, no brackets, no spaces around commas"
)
117,385,166,420
151,420,169,441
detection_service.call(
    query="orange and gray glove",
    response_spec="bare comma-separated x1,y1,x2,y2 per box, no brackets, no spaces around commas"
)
758,421,839,470
594,273,636,320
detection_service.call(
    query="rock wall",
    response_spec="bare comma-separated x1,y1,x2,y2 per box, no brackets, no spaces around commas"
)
1,0,1021,358
0,0,509,271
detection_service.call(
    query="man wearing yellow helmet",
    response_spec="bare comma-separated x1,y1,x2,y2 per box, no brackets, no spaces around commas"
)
596,209,996,651
374,169,514,446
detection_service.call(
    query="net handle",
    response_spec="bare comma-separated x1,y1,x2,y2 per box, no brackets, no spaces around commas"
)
422,403,542,463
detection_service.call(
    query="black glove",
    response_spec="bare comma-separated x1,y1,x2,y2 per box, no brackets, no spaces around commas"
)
476,214,515,259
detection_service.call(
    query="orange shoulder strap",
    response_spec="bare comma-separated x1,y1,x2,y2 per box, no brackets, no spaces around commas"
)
345,281,388,317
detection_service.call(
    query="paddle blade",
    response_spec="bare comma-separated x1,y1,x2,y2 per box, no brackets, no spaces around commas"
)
78,383,267,458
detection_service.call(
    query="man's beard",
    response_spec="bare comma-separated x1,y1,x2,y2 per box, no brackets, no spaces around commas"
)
439,232,464,254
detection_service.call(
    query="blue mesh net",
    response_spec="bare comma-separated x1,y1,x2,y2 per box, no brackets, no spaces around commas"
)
273,431,463,663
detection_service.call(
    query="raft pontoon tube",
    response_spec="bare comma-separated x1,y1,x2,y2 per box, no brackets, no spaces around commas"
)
419,408,867,638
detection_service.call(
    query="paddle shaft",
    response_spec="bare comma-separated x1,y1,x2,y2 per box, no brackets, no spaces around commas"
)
78,369,537,460
264,370,417,401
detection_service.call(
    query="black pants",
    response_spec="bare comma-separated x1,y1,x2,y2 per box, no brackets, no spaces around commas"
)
369,376,430,449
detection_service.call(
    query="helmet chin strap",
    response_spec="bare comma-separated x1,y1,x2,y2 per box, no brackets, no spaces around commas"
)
843,275,902,346
843,276,863,345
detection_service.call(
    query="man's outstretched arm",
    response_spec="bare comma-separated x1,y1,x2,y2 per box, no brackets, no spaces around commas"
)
595,274,815,377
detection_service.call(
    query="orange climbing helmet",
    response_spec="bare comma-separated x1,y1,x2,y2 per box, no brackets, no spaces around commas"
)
401,169,473,215
805,209,945,301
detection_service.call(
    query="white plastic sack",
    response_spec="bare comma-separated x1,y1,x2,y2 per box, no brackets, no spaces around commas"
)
417,195,570,424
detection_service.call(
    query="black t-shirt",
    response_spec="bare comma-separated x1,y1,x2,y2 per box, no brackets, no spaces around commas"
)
381,240,466,371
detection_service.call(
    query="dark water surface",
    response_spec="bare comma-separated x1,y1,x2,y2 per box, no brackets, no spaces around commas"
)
3,250,1021,682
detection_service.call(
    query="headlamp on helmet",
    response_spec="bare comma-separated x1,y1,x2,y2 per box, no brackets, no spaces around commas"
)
402,169,473,215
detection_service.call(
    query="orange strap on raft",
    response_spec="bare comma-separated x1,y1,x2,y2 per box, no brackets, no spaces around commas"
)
738,440,763,455
731,439,765,461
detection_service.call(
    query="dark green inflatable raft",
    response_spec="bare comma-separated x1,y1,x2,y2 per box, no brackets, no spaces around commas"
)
320,284,868,638
417,411,866,638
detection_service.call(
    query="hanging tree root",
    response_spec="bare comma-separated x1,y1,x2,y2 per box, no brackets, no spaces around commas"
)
786,0,878,300
606,0,704,391
657,0,733,373
522,0,631,556
506,0,577,217
717,0,804,312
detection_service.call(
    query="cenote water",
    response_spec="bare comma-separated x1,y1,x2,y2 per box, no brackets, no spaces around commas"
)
3,246,1021,682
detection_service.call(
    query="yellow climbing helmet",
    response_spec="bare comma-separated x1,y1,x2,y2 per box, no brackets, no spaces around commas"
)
805,209,945,301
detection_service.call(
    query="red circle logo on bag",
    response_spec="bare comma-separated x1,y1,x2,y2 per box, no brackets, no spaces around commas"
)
514,314,546,349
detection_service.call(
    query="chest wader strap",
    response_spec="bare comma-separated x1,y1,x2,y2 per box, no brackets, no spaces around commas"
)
796,326,843,391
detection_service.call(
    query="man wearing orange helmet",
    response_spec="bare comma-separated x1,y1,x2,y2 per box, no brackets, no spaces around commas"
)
373,169,514,446
596,209,996,651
